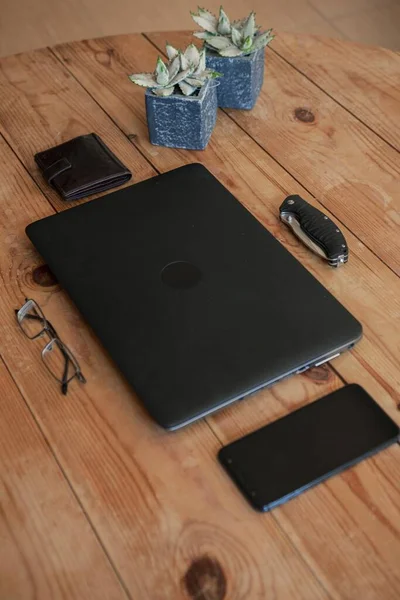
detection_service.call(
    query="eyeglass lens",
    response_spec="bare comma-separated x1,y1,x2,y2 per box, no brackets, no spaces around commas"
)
42,338,80,384
18,299,47,340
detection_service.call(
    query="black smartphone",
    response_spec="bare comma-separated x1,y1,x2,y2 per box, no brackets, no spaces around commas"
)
218,384,399,512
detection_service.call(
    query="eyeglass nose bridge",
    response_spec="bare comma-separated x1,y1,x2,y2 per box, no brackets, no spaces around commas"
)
42,337,57,354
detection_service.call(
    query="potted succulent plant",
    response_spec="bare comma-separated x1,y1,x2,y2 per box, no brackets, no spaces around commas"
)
129,44,221,150
191,7,274,110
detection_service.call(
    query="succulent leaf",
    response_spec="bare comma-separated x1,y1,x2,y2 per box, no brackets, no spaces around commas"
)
166,43,179,60
169,68,192,86
168,55,180,79
193,48,206,75
185,76,206,87
130,38,222,97
191,12,218,33
178,81,198,96
184,43,200,67
197,7,218,25
179,51,189,71
231,26,242,47
252,29,274,51
155,57,169,85
232,17,246,29
153,86,175,97
205,35,232,50
218,45,244,57
241,35,253,52
128,72,159,87
193,31,215,40
242,12,256,40
192,7,274,57
207,69,223,78
217,7,231,35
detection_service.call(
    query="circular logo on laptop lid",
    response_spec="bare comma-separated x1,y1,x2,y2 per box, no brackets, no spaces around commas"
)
161,261,202,289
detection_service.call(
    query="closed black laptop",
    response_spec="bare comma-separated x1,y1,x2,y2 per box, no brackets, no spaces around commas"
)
26,164,362,429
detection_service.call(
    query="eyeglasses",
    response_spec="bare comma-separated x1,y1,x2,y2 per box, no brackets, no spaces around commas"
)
16,298,86,395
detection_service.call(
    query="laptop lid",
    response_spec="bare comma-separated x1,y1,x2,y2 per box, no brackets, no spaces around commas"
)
26,164,362,429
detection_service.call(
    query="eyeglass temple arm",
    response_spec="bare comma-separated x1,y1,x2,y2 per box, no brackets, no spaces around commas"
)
61,355,70,395
46,320,87,392
45,320,73,395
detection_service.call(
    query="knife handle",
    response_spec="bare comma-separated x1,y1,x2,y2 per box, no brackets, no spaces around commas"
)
280,195,348,266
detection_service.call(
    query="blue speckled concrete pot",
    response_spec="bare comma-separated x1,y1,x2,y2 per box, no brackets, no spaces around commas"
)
206,47,265,110
145,79,217,150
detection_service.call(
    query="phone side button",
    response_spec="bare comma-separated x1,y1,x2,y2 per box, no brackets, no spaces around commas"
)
314,353,340,367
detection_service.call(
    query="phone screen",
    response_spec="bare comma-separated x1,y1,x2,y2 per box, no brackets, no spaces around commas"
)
218,384,399,511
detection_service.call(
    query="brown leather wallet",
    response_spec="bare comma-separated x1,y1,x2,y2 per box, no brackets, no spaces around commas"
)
34,133,132,201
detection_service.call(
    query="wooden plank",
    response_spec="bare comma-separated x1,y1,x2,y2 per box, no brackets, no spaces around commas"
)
145,33,400,420
0,130,328,600
0,47,155,214
54,32,400,422
51,33,400,597
271,33,400,150
212,390,400,600
0,356,128,599
148,31,400,276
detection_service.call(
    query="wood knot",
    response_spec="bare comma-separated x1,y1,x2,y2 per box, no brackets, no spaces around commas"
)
95,50,113,67
305,364,331,383
294,107,315,123
183,556,226,600
32,265,58,287
127,133,138,141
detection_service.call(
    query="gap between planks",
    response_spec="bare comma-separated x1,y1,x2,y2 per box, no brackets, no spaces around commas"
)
46,34,344,597
0,47,338,599
268,44,400,155
0,354,132,600
0,53,331,596
47,35,348,440
142,32,399,279
0,164,134,600
0,37,396,600
48,46,161,178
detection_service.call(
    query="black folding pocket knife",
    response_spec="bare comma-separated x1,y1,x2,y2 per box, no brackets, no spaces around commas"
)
279,195,348,267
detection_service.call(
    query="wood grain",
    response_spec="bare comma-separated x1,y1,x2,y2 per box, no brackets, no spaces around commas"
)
139,34,400,598
50,33,400,597
212,392,400,599
0,47,155,214
0,130,329,599
53,32,400,423
272,32,400,151
0,354,127,600
149,31,400,276
1,30,399,599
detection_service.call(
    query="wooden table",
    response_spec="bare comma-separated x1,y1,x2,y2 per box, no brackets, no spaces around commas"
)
0,30,399,600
